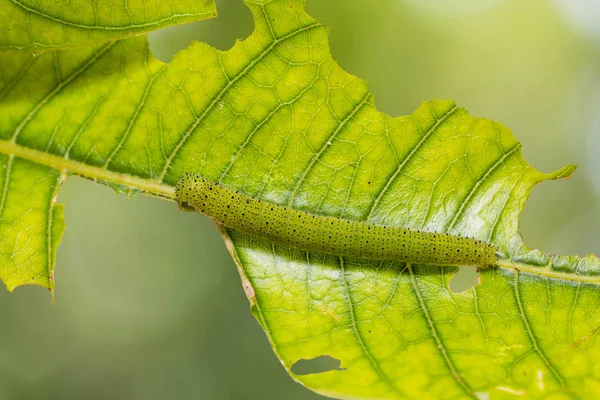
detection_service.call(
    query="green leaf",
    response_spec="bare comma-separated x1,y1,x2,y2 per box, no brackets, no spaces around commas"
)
0,156,64,292
0,0,216,52
0,0,599,398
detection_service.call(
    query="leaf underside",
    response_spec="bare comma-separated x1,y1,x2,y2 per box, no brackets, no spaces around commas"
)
1,0,599,399
0,0,217,51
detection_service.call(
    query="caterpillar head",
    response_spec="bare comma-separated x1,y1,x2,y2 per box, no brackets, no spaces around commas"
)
176,172,206,212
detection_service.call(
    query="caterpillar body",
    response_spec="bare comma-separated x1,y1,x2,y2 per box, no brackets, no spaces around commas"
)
176,173,498,267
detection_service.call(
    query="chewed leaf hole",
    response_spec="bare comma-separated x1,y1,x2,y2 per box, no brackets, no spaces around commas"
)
291,355,345,376
449,266,480,293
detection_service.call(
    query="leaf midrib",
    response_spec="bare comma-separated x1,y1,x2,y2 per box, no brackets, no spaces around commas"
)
0,139,174,198
2,138,597,285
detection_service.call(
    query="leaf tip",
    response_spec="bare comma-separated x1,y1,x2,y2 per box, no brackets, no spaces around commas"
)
547,164,578,181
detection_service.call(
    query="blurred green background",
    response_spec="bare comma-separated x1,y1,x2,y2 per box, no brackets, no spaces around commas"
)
1,0,599,399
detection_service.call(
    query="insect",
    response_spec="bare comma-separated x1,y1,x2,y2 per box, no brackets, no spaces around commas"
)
176,173,498,267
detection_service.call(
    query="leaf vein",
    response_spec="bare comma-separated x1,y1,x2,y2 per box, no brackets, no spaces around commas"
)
0,155,15,221
512,271,566,387
6,0,215,32
447,141,522,231
367,104,458,220
339,256,406,398
0,55,36,103
218,67,321,182
408,264,477,399
103,65,167,168
568,283,581,344
287,91,371,206
11,42,116,143
45,171,65,298
156,21,323,183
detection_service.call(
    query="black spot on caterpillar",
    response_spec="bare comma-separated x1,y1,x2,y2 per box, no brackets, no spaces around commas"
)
176,173,498,267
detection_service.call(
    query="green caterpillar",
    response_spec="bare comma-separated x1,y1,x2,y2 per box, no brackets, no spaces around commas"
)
176,173,498,267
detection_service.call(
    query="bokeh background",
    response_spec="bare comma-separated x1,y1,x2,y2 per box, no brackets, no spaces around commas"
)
1,0,599,399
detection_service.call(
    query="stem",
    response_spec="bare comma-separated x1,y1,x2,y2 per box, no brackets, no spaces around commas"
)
496,259,600,284
0,139,175,199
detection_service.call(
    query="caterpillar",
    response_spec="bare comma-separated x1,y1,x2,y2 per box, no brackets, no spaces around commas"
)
176,173,498,267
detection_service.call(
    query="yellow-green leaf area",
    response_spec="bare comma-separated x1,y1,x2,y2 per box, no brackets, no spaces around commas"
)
0,0,599,398
0,0,216,51
0,156,64,291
